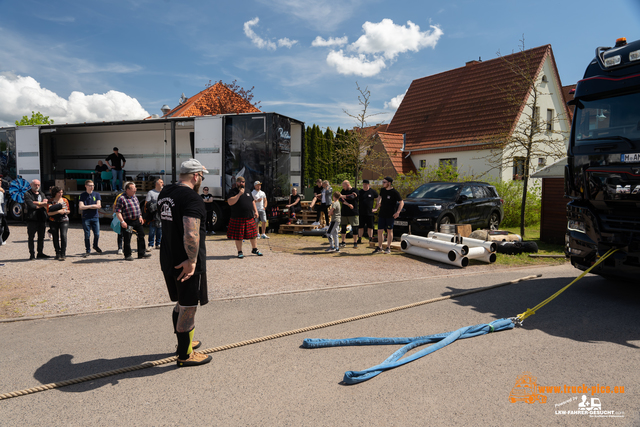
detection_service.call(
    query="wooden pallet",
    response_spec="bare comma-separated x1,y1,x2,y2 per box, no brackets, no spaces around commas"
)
278,224,323,234
133,180,154,191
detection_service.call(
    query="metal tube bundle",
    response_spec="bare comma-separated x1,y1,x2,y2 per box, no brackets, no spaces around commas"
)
428,231,497,253
402,233,496,266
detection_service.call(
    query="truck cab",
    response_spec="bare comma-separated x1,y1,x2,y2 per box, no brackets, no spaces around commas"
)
565,37,640,279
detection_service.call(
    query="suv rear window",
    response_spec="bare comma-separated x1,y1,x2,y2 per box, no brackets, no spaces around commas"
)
408,183,461,200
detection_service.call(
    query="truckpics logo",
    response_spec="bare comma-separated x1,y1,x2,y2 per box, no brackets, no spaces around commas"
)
509,372,547,404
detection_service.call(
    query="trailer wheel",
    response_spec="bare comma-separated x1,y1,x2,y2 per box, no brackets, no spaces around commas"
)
211,203,225,231
8,200,23,221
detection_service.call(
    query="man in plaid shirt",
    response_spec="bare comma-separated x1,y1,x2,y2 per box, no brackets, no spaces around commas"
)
115,182,151,261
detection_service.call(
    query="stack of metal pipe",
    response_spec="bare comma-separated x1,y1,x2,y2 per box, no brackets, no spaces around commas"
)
400,233,497,268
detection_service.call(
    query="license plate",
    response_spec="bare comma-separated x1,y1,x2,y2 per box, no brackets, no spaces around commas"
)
394,220,408,226
621,153,640,163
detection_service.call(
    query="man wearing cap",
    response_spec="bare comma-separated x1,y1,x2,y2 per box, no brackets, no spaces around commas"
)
115,182,151,261
372,176,404,254
105,147,126,192
251,181,269,239
158,159,211,367
227,176,263,258
358,179,378,244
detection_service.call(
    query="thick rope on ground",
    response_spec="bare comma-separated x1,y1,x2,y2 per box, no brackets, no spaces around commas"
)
0,274,540,401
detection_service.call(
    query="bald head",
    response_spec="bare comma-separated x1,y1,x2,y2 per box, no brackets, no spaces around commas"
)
30,180,41,192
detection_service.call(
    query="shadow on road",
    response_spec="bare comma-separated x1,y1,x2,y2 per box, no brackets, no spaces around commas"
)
444,274,640,348
33,352,176,392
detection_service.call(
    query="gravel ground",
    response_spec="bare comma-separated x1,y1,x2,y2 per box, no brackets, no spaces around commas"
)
0,223,509,319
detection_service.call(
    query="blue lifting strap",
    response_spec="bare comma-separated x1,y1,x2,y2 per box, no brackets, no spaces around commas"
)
302,318,514,384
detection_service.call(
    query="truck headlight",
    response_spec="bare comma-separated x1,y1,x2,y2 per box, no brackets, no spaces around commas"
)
604,55,621,67
568,220,586,232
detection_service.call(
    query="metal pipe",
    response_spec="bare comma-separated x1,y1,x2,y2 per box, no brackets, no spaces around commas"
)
401,233,469,256
427,232,497,252
466,246,497,263
402,245,469,268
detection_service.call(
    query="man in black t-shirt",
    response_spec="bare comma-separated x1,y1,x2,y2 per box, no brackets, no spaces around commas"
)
105,147,126,192
372,176,404,254
227,176,262,258
158,159,211,367
357,179,378,244
339,180,359,248
201,187,215,235
312,179,324,225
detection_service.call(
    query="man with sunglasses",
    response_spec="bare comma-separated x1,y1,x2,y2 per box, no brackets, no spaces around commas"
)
201,186,215,235
158,159,211,367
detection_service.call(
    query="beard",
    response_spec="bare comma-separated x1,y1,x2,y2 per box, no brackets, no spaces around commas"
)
194,179,202,193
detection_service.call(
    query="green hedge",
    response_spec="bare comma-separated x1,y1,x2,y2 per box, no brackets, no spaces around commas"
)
490,180,541,227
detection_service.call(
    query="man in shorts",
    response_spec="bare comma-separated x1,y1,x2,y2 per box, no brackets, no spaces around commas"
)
357,179,378,244
372,176,404,254
158,159,211,367
251,181,269,239
227,176,263,258
339,180,359,249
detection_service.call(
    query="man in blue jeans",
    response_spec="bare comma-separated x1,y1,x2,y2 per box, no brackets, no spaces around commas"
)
79,180,102,257
105,147,126,192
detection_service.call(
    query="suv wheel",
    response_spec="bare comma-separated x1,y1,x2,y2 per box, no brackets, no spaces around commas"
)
488,212,500,230
437,214,454,229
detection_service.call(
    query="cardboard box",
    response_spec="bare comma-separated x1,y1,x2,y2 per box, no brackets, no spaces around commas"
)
455,224,472,237
64,179,78,192
54,179,66,190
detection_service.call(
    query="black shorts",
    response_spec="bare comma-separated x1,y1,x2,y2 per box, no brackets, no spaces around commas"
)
164,272,209,306
359,214,375,230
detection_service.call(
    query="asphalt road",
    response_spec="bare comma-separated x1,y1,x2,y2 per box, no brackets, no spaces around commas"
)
0,264,638,426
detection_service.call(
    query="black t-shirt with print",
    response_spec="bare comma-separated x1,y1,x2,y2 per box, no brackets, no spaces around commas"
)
358,188,378,215
201,193,214,212
158,184,207,276
227,187,255,218
378,187,402,218
340,187,359,217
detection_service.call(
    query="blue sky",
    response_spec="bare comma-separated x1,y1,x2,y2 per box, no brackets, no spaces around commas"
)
1,0,639,129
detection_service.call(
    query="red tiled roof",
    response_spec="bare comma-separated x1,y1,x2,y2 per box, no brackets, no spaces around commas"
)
162,82,261,118
377,131,416,175
386,45,557,151
562,84,576,120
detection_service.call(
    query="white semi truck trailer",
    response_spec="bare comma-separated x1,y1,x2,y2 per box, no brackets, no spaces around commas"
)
0,113,304,230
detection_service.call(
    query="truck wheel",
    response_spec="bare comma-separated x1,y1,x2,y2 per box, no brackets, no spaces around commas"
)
7,201,23,221
211,203,225,231
488,211,501,230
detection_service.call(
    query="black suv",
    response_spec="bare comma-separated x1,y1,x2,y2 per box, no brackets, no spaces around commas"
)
394,182,503,236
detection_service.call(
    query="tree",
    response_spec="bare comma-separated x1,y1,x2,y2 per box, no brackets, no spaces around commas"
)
204,79,261,113
334,82,388,184
15,111,54,126
480,38,567,237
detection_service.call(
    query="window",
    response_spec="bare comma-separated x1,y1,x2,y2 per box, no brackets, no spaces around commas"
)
546,109,554,131
420,159,426,168
513,157,525,180
538,157,546,167
460,186,474,199
439,158,457,170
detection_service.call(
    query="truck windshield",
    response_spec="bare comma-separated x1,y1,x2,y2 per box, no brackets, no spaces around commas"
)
574,92,640,146
409,183,461,200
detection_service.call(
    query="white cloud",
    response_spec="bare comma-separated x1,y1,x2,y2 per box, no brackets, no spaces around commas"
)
384,90,407,110
243,17,298,51
243,17,276,50
0,74,149,126
277,38,298,48
350,20,443,60
311,36,348,47
322,19,443,77
326,50,386,77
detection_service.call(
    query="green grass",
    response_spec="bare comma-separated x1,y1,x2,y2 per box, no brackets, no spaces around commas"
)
491,225,567,267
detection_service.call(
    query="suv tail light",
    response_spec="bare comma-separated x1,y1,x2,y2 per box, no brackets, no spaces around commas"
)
500,198,504,204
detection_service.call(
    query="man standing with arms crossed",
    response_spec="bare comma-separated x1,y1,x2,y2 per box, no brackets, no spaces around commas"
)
227,176,263,258
79,180,102,257
159,159,211,367
357,179,378,244
372,176,404,254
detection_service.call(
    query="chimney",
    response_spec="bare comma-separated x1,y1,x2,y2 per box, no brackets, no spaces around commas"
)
465,56,482,66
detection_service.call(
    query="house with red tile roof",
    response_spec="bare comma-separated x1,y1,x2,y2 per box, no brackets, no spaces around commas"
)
378,44,570,182
160,82,261,118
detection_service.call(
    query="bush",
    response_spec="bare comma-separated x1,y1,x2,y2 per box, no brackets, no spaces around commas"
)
490,180,541,227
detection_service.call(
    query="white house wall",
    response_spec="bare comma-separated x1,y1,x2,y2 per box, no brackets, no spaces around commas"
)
409,56,570,185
